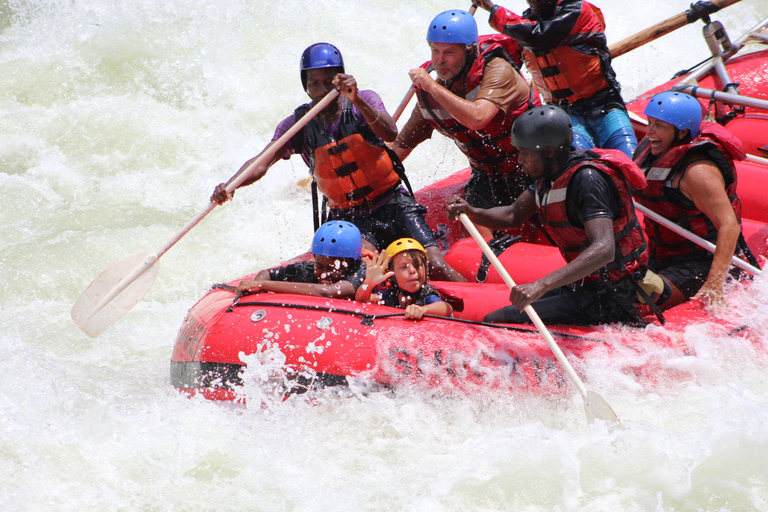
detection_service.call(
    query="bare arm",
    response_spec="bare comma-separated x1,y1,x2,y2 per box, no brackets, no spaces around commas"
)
236,279,357,299
446,191,537,230
409,68,500,131
679,161,742,306
404,300,453,320
509,216,616,309
210,141,284,204
334,73,398,142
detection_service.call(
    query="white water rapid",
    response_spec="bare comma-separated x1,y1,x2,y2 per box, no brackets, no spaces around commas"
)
2,0,768,510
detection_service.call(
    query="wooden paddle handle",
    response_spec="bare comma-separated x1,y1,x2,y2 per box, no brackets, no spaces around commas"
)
609,0,744,59
153,89,340,261
458,214,590,399
634,201,762,276
392,87,416,122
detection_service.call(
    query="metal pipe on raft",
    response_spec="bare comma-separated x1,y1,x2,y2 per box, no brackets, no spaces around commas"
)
672,83,768,112
679,15,768,84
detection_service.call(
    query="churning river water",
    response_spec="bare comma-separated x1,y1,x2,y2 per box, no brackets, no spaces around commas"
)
2,0,768,510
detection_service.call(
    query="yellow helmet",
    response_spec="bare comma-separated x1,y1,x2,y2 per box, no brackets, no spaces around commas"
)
384,238,427,264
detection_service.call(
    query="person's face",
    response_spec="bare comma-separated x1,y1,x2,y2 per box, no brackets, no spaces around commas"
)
305,67,339,106
392,252,425,294
429,42,468,81
313,255,349,284
517,147,547,178
646,116,685,157
526,0,558,17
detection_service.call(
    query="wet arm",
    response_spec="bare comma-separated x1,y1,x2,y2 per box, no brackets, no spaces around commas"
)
353,95,398,142
509,216,615,309
238,279,357,299
681,162,741,296
411,68,500,131
447,190,537,230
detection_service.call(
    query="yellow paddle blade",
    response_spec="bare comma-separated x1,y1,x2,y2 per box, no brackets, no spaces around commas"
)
71,252,160,338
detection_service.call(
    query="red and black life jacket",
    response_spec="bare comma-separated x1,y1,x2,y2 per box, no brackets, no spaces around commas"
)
633,122,745,262
416,35,537,177
522,2,613,105
294,98,405,210
535,148,649,283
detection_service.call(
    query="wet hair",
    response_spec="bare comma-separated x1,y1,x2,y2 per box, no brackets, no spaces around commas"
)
389,249,428,289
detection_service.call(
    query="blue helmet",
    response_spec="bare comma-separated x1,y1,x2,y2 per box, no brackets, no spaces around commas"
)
644,91,702,138
300,42,344,90
311,221,362,259
427,10,478,46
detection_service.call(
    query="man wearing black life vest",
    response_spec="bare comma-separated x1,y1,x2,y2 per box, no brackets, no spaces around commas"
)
448,106,663,326
473,0,638,159
211,43,464,282
633,92,758,310
393,9,539,213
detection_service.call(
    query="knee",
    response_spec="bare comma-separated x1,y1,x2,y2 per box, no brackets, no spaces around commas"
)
483,309,506,324
603,130,638,158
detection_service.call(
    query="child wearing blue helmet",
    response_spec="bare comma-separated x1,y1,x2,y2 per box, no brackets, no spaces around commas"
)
236,221,367,299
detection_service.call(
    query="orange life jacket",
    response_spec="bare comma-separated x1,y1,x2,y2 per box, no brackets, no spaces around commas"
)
522,2,612,105
295,99,403,210
535,148,649,283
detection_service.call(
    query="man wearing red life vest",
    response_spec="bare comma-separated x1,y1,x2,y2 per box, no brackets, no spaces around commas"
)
448,105,661,325
393,9,539,212
211,43,464,281
633,91,758,310
473,0,638,159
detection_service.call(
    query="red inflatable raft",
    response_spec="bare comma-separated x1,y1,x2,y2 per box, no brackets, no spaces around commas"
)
171,16,768,402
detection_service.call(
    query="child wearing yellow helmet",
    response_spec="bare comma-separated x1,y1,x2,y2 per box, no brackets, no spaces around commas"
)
355,238,452,320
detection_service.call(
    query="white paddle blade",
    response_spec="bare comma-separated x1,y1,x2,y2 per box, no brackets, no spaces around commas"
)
71,252,160,338
584,390,620,424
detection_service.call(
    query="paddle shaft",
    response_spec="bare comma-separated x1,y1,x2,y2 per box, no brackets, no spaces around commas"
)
157,89,340,261
458,214,590,399
634,201,762,276
609,0,744,59
89,89,341,317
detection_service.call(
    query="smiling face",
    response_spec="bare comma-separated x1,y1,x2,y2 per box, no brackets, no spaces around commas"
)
429,41,468,81
391,251,426,294
646,116,688,157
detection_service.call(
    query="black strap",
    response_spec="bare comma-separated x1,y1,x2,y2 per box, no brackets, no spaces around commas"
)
311,179,321,232
476,234,521,283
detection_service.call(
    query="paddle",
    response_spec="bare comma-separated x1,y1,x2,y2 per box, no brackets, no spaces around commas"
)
458,213,619,424
609,0,744,59
633,201,762,276
71,89,341,338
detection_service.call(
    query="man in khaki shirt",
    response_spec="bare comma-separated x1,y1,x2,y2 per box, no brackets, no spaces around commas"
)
393,9,538,211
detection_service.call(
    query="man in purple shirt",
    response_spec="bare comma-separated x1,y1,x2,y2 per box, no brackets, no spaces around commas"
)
212,42,463,281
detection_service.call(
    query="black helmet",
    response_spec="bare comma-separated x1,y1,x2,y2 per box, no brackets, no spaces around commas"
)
511,105,573,151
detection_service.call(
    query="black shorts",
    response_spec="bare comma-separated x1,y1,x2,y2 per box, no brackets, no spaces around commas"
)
464,168,532,209
650,256,712,298
490,281,640,326
328,188,437,251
